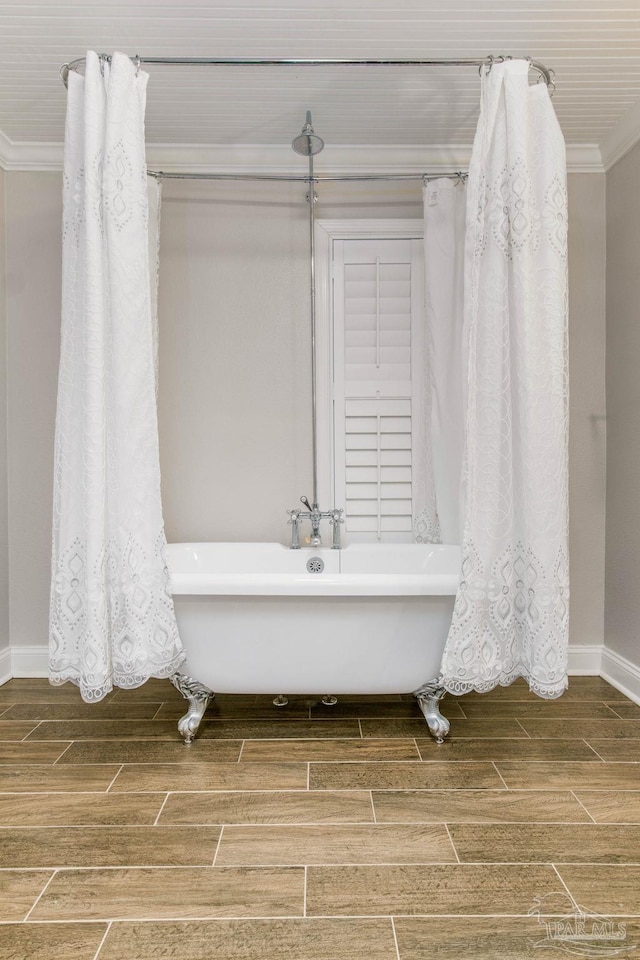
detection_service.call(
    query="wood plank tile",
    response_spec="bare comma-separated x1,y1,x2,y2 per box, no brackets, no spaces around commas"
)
32,866,305,920
0,826,221,868
0,721,41,740
564,678,624,697
0,792,166,826
0,923,108,960
416,738,601,761
241,738,420,762
0,679,116,703
157,700,311,720
345,695,407,702
495,762,640,791
309,761,504,791
573,791,640,823
372,790,592,824
606,702,640,719
215,823,457,865
360,719,528,739
0,869,53,920
0,764,120,792
394,916,640,959
24,720,186,740
457,677,620,702
58,739,242,764
99,918,398,960
449,823,640,863
200,720,362,740
109,679,184,701
519,719,640,739
3,701,162,720
586,740,640,761
308,701,466,719
458,701,618,719
159,791,375,825
558,864,640,915
306,864,563,916
110,762,308,792
0,741,72,764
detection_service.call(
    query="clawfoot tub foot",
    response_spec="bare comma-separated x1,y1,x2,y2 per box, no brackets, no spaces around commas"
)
413,679,450,744
170,673,215,745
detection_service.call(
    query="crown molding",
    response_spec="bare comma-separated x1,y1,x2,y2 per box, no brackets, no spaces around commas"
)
0,136,605,175
146,142,475,175
0,130,63,171
565,143,605,174
0,129,12,169
599,97,640,172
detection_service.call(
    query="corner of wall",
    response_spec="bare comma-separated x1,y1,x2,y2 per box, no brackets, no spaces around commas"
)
603,137,640,702
600,97,640,173
0,166,10,682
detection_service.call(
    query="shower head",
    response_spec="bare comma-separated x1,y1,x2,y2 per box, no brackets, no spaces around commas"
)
292,111,324,156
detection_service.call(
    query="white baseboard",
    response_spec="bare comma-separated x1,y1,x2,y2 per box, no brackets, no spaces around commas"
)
0,647,12,686
567,644,603,675
10,645,49,679
6,641,637,703
4,641,607,683
601,646,640,706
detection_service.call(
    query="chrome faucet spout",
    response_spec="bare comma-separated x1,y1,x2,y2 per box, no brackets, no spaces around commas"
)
286,501,343,549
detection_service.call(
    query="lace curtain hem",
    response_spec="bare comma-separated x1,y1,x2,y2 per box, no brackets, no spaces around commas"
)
49,655,185,703
440,539,569,701
442,672,568,700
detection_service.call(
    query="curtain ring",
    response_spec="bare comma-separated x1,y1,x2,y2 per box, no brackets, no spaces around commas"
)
98,53,111,77
480,54,495,78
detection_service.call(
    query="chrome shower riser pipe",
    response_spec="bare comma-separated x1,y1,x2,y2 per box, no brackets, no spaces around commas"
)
308,149,318,508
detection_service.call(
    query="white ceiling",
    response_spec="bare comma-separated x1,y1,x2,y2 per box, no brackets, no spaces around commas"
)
1,0,640,169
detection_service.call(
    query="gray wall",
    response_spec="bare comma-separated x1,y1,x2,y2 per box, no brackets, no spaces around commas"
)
157,180,313,542
3,170,607,657
568,175,607,650
5,173,61,651
0,169,8,661
605,141,640,668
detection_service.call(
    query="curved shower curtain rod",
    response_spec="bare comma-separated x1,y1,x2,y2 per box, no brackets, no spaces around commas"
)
60,54,555,91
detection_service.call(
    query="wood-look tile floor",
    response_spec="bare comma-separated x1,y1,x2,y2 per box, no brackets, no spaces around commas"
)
1,676,639,958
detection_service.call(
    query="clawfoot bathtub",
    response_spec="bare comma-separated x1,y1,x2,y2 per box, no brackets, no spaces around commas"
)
166,542,459,744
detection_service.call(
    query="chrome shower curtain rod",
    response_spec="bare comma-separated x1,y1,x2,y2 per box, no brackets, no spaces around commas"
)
147,171,468,184
60,55,555,91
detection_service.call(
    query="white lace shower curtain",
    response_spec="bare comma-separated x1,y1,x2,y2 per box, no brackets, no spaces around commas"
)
49,51,184,701
440,59,569,698
421,177,466,545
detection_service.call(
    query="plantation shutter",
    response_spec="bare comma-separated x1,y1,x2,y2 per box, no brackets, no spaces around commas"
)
333,238,425,542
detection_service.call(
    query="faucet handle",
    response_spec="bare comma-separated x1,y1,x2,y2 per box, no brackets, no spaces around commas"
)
287,508,301,523
330,508,344,549
300,496,313,512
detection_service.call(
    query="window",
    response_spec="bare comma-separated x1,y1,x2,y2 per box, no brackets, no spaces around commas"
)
316,223,425,543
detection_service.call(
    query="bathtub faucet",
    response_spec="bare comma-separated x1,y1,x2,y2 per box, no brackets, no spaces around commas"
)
287,498,344,549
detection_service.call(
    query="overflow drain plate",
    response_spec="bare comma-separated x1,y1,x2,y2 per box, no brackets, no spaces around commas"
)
306,556,324,574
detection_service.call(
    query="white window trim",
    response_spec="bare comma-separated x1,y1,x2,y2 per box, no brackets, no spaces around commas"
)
314,219,424,516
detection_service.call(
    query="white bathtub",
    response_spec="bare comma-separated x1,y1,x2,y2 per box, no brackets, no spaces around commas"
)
166,541,459,743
